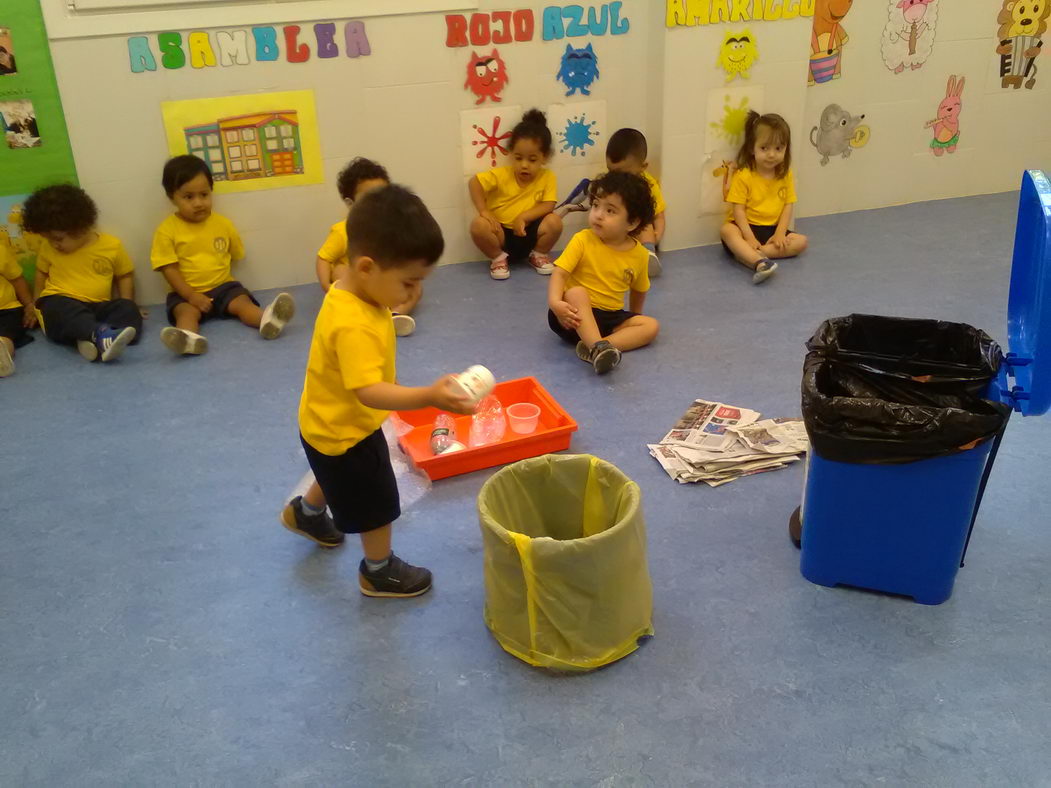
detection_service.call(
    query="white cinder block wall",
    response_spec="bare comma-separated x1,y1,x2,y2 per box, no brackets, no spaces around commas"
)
46,1,1050,303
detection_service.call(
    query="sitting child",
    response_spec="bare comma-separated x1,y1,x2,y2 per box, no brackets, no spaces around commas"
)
719,111,808,284
604,128,666,277
0,241,36,377
316,157,419,336
286,184,474,598
151,155,294,356
469,108,563,280
23,185,142,364
547,171,660,375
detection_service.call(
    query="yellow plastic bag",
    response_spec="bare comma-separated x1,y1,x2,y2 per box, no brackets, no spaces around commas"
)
477,454,654,670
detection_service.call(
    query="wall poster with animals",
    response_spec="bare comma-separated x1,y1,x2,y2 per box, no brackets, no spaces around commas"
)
810,103,870,166
925,75,963,156
995,0,1049,90
881,0,938,73
809,0,855,85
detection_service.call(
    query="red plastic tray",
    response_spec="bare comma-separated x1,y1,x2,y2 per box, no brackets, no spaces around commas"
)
393,376,578,481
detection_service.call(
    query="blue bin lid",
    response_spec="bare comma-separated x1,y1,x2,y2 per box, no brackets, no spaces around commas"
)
1004,170,1051,416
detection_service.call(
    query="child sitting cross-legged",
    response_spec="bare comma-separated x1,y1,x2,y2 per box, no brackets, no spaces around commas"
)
547,171,660,375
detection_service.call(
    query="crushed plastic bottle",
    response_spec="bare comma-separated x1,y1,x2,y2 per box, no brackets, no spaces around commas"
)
469,394,507,447
430,414,466,455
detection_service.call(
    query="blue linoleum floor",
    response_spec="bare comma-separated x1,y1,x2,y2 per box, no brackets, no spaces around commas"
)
3,192,1050,785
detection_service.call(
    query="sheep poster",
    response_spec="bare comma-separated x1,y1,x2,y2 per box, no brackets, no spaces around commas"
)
881,0,939,73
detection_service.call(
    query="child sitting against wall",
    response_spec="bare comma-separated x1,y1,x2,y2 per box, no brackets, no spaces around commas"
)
0,241,36,377
151,155,294,356
316,157,419,336
469,108,563,280
23,185,142,364
547,171,660,375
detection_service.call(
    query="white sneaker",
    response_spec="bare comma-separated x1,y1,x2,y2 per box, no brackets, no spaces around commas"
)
752,260,778,285
392,314,416,337
77,339,99,362
528,251,554,275
161,326,208,355
260,292,295,339
0,340,14,377
647,250,662,278
489,253,510,280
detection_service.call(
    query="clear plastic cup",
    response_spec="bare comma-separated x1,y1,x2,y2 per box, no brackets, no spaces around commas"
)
506,402,540,434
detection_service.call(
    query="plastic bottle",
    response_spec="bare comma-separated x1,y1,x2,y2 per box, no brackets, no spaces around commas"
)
430,414,466,455
469,394,507,447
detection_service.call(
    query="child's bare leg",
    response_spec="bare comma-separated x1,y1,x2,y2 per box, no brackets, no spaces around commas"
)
534,213,563,254
304,481,326,509
607,315,660,351
172,302,203,332
638,224,657,246
469,216,505,259
360,523,392,562
563,286,601,346
760,233,809,260
227,294,263,328
720,223,765,270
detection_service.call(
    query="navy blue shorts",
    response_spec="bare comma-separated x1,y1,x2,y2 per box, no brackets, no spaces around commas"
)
165,280,257,325
502,218,542,263
0,306,32,348
548,307,636,344
300,428,401,534
721,224,794,255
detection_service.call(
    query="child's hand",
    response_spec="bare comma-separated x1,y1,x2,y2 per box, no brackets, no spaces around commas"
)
428,374,476,415
747,237,763,252
552,300,581,330
22,304,37,329
771,232,788,253
511,216,528,237
188,292,213,313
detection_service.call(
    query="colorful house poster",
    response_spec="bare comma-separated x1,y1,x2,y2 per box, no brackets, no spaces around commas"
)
161,90,321,193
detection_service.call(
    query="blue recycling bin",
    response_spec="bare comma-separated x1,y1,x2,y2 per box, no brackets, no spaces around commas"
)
797,170,1051,605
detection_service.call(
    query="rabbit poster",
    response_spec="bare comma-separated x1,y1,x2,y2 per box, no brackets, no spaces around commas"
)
881,0,939,73
924,75,963,155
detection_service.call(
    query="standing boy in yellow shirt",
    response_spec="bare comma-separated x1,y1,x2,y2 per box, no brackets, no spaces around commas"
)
23,185,142,364
290,185,473,598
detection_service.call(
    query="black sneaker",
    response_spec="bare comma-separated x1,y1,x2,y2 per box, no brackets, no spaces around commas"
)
358,554,432,598
280,496,344,548
589,340,622,375
574,341,591,363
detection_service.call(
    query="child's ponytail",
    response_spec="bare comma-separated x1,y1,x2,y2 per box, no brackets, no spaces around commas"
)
510,107,553,157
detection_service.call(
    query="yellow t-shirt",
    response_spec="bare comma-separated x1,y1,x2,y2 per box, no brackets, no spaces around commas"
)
475,166,557,227
0,244,23,311
150,212,245,292
317,220,349,271
37,232,135,303
299,286,396,456
641,170,667,216
555,229,650,312
726,167,797,226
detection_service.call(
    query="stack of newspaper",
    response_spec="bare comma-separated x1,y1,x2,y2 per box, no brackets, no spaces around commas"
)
648,399,809,486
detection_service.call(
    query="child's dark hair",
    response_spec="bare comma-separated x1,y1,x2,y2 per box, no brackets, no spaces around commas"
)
22,184,97,235
346,184,444,268
588,171,656,236
336,157,390,202
736,110,792,180
509,108,552,157
606,128,648,164
162,155,214,198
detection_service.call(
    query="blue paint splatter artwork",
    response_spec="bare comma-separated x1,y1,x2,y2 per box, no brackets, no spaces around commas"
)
558,114,599,157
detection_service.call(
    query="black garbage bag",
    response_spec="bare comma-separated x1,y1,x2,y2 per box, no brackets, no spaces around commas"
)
802,315,1011,464
806,314,1003,398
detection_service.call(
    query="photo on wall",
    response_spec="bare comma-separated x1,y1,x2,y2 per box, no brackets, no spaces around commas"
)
160,90,323,194
0,27,16,76
1,100,41,148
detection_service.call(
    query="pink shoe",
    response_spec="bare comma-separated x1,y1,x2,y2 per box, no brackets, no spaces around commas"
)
489,253,510,280
528,251,554,275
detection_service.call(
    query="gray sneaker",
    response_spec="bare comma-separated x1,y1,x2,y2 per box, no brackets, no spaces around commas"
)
280,496,344,548
589,340,622,375
359,554,432,598
752,260,778,285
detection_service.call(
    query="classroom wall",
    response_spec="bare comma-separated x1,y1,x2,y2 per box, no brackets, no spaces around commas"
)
46,1,659,305
42,1,1051,303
